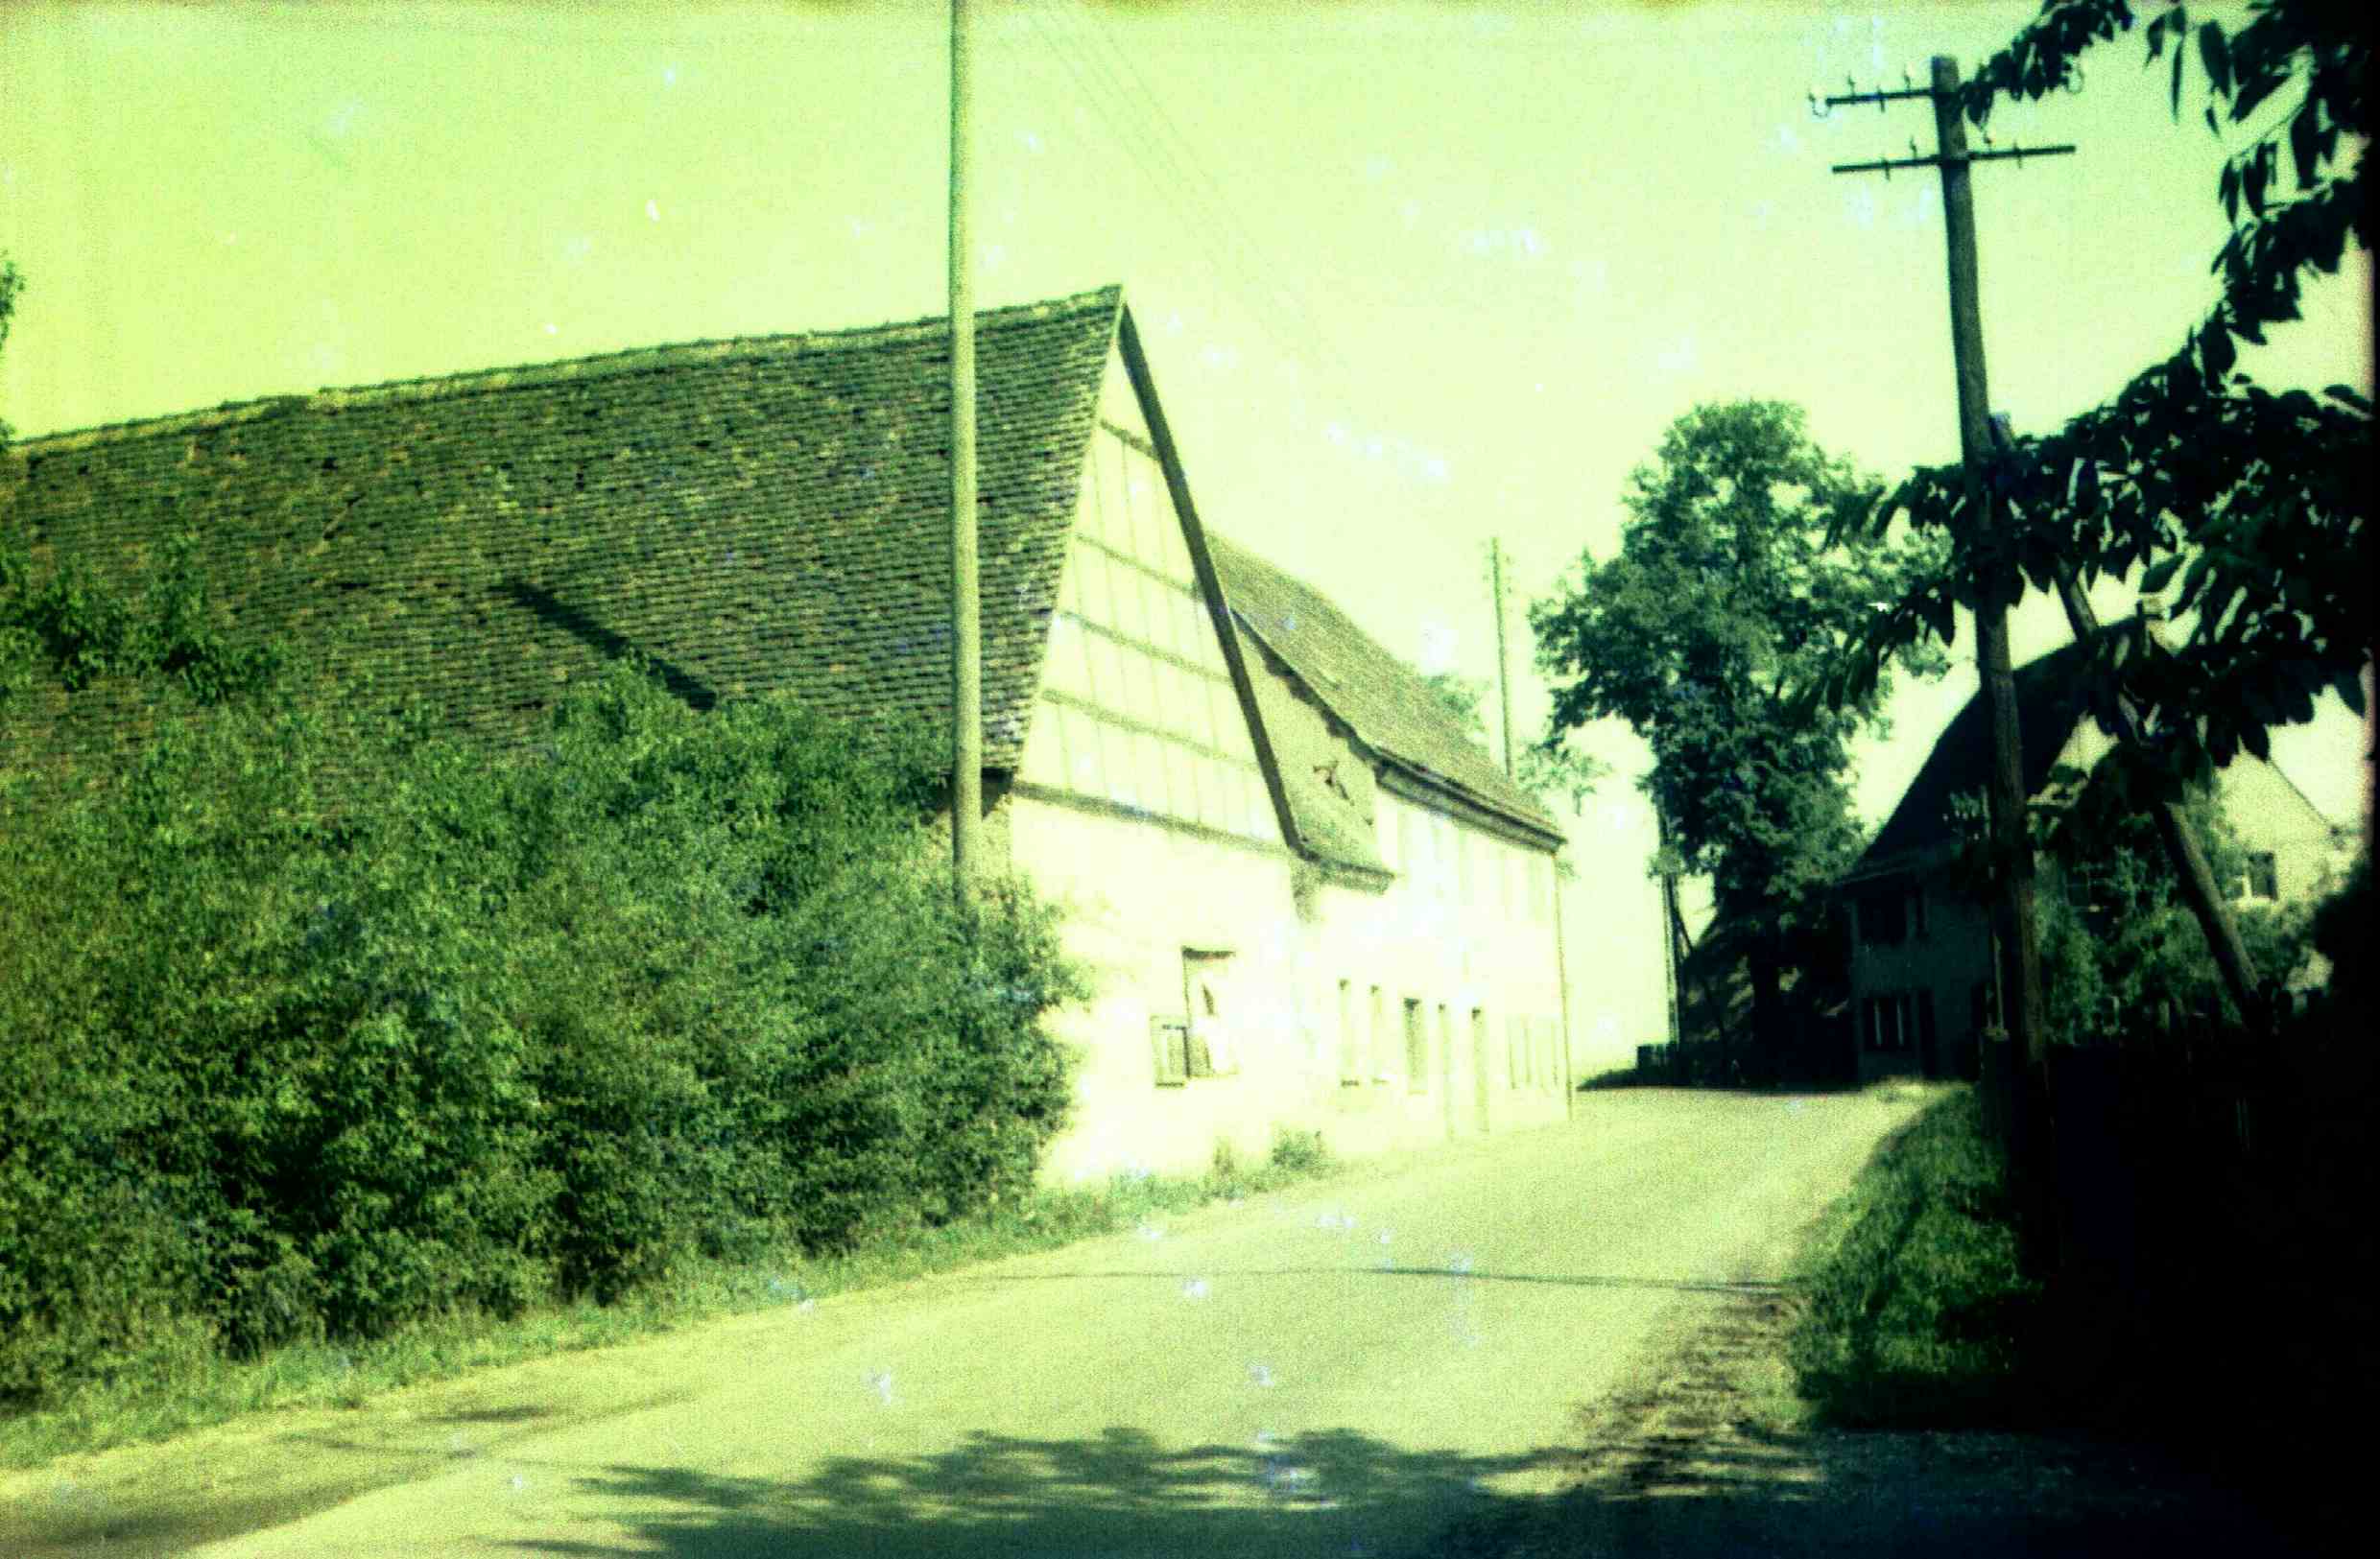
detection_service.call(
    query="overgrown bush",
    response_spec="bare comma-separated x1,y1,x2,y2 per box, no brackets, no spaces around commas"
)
1950,766,2320,1046
0,661,1083,1406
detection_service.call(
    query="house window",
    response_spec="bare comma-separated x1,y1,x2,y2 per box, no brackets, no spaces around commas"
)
1152,1016,1190,1086
1861,993,1916,1052
2235,851,2278,903
1910,882,1928,940
1855,888,1906,948
1368,985,1387,1082
1183,949,1236,1076
1436,1004,1452,1092
1403,998,1428,1091
1337,980,1361,1085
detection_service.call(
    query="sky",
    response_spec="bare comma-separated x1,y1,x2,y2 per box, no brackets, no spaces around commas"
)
1,0,2369,923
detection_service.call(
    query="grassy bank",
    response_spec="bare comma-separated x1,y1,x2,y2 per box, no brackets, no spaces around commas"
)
1783,1086,2048,1429
0,1129,1338,1475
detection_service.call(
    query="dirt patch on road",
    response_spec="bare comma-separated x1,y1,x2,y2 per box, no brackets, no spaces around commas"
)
1438,1287,2322,1558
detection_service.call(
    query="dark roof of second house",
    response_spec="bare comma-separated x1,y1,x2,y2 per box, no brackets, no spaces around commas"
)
1850,638,2099,880
1207,531,1560,844
2,287,1124,777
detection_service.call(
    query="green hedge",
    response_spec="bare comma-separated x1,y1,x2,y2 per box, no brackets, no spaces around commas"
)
0,664,1083,1406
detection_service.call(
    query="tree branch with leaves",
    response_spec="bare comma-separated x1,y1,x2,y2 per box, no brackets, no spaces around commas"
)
1828,0,2369,803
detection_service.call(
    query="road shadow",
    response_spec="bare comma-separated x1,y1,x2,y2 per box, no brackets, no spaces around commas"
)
939,1267,1786,1296
497,1427,1575,1558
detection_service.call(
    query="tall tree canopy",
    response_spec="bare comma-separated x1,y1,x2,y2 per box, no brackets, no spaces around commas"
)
1830,0,2369,804
1531,401,1948,1067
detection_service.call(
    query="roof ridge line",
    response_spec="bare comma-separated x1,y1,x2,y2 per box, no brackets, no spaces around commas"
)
7,285,1127,457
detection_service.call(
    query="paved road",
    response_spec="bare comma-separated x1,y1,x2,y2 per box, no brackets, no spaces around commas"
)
173,1087,1926,1558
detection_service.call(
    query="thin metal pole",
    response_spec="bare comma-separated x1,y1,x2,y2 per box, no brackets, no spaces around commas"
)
949,0,981,901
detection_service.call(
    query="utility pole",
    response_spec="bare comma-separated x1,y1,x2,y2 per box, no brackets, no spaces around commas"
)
1820,58,2073,1277
1488,538,1515,780
948,0,982,903
1654,807,1684,1061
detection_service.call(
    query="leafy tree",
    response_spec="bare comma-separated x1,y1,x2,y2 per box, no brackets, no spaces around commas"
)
0,251,20,443
1419,670,1490,741
1831,0,2369,804
2011,768,2320,1042
1532,401,1950,1076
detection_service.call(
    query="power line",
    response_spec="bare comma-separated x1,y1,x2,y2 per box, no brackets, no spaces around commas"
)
1009,0,1376,429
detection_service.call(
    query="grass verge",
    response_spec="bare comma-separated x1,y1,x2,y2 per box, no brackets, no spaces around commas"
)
0,1127,1342,1475
1782,1085,2048,1429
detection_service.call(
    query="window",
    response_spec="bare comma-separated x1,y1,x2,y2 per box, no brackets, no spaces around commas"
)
1183,950,1236,1076
1369,985,1387,1082
1337,980,1360,1085
1152,1017,1189,1086
1910,883,1928,940
2241,851,2278,902
1855,887,1906,947
1862,993,1916,1052
1437,1004,1452,1093
1403,998,1427,1091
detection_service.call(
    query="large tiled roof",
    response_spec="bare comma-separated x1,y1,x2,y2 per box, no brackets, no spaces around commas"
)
2,286,1124,778
1204,531,1561,844
1851,639,2097,878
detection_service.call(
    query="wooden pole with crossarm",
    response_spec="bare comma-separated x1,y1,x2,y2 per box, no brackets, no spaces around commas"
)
1820,56,2073,1277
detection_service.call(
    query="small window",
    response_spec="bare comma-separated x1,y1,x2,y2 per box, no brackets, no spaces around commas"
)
1183,950,1235,1076
1856,888,1906,948
1437,1004,1452,1091
1862,993,1916,1052
1369,985,1387,1082
2245,852,2278,902
1152,1016,1189,1086
1403,998,1427,1091
1910,883,1929,940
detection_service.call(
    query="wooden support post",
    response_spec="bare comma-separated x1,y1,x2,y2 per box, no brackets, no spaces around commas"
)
1929,55,2055,1276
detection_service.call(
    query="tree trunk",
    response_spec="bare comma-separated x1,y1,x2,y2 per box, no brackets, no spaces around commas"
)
1748,943,1786,1089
